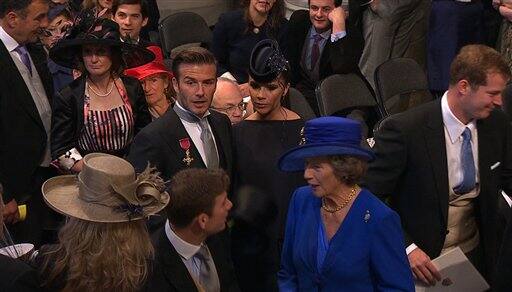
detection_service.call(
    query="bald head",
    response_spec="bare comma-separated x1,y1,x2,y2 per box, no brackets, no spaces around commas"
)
212,78,245,124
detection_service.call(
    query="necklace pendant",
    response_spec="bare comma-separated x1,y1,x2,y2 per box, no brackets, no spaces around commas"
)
253,27,260,34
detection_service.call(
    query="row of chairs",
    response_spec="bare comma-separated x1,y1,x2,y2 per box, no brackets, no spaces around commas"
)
154,12,434,129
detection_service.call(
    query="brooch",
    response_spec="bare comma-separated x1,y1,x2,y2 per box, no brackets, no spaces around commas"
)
364,210,371,223
179,138,194,166
299,127,306,145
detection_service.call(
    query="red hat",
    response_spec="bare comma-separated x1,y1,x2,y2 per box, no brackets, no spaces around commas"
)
125,46,173,80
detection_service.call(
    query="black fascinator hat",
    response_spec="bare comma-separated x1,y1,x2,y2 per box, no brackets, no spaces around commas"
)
49,14,154,69
249,39,289,83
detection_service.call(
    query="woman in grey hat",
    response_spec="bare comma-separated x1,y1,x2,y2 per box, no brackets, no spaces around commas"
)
34,153,170,292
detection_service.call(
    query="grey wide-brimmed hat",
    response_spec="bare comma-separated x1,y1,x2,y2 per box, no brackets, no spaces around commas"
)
41,153,170,223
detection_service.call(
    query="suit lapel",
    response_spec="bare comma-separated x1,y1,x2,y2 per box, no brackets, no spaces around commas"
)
0,40,44,130
424,101,449,223
157,231,199,292
161,108,206,168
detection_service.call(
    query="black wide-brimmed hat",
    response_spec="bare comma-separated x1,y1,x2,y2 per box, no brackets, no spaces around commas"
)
249,39,289,83
49,16,154,69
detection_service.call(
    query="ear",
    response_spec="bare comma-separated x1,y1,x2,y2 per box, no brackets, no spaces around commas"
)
197,213,209,230
141,17,148,28
283,82,290,97
172,76,179,94
456,79,471,95
4,11,19,28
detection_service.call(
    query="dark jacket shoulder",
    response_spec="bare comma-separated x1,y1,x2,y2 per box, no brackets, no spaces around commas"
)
0,254,40,292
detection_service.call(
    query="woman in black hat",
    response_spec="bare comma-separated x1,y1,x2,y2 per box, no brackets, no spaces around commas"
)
49,18,153,173
230,39,305,292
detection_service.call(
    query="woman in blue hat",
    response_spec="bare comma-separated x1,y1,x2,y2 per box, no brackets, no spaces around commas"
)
278,117,414,291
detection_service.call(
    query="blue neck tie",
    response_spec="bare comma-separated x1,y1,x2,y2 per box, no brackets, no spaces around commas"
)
14,45,32,76
454,127,476,194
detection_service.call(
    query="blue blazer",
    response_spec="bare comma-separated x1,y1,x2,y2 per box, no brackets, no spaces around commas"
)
279,186,414,292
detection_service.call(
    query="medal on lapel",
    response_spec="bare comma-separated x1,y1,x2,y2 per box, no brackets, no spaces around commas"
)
179,138,194,166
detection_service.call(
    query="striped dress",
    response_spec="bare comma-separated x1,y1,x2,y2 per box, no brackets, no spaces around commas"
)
78,80,135,155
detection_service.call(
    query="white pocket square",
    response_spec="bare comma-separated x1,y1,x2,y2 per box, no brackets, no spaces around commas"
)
491,162,501,170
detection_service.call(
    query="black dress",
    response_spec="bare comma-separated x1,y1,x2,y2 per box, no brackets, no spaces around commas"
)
231,119,305,292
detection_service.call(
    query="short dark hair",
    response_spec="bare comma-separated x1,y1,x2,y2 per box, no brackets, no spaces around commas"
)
171,47,216,79
307,0,341,7
328,155,367,186
111,0,149,18
449,44,511,88
0,0,48,18
167,168,230,228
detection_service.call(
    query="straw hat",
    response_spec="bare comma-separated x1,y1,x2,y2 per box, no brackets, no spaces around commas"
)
279,117,375,172
41,153,170,222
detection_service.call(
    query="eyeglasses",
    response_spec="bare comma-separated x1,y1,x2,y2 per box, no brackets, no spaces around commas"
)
211,102,247,115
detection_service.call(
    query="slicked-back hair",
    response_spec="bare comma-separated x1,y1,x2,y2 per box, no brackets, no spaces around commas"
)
171,47,217,80
112,0,149,18
0,0,47,18
449,44,511,89
167,168,230,229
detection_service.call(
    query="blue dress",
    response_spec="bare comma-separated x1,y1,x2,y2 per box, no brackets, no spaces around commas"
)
279,186,414,292
211,10,288,83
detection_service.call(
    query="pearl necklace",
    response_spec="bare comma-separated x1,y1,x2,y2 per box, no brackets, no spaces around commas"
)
87,79,114,97
321,186,358,213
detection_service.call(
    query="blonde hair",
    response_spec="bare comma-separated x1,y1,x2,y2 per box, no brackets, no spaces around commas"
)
40,217,154,292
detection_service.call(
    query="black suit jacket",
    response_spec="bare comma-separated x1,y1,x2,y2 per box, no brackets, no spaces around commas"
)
144,228,240,292
364,99,512,278
0,254,40,292
287,9,364,89
0,40,53,203
127,108,234,181
51,75,151,159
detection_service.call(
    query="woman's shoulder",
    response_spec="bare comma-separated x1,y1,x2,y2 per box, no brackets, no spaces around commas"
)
218,9,244,24
359,188,398,221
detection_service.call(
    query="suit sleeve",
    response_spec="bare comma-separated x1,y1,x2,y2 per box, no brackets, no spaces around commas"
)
363,117,414,245
212,13,231,77
278,189,300,291
50,88,78,160
500,116,512,195
370,211,415,292
126,130,163,175
329,23,364,75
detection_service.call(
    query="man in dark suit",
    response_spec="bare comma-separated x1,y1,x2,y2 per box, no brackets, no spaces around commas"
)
127,47,233,181
145,168,239,292
0,0,56,246
364,44,512,286
112,0,152,47
287,0,363,114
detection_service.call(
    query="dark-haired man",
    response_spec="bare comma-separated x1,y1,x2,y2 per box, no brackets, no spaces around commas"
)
364,45,512,285
112,0,151,46
146,168,239,292
287,0,364,114
127,47,233,181
0,0,56,246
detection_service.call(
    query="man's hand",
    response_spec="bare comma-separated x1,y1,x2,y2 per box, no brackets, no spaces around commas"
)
408,248,442,286
3,199,20,225
71,160,84,173
327,6,346,34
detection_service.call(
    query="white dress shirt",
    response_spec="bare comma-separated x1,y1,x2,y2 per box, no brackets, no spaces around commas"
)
165,220,204,279
175,101,219,167
406,92,479,255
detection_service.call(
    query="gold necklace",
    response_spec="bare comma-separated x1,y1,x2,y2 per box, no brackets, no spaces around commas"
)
321,186,358,213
